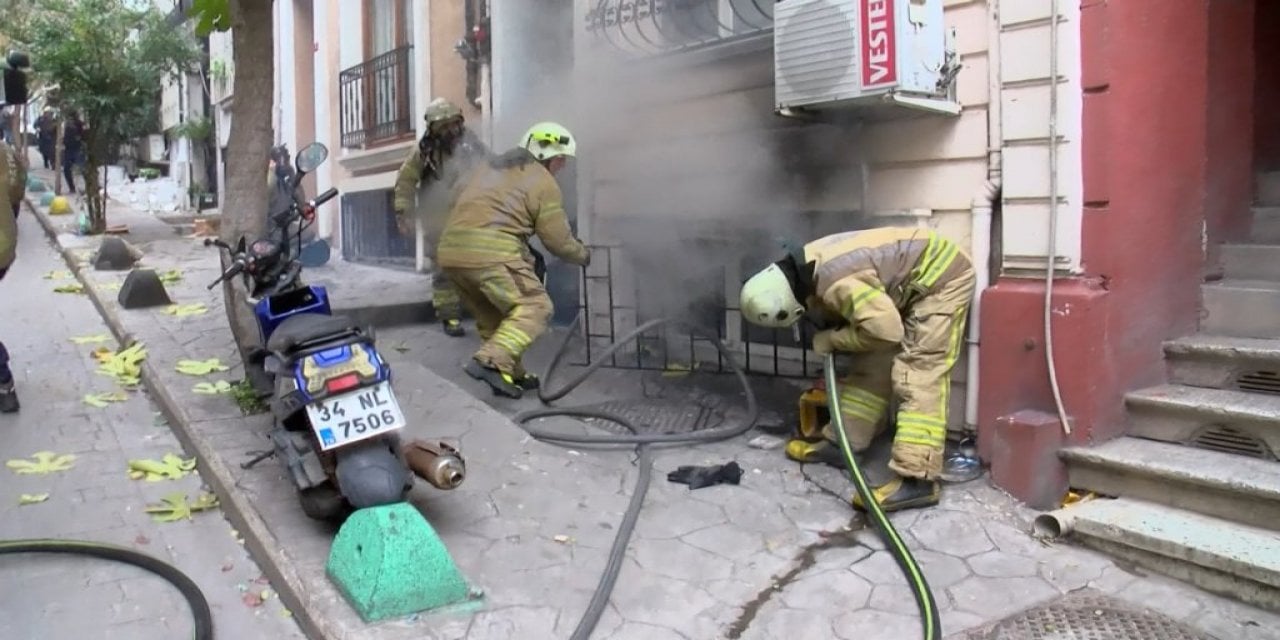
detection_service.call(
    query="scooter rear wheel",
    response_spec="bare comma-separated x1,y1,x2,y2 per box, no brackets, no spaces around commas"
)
298,482,350,522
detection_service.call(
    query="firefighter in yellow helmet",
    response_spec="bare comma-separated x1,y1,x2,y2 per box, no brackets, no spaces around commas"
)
393,97,489,338
437,122,590,399
739,228,976,512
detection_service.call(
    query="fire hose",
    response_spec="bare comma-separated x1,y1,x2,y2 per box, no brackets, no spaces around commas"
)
514,314,940,640
0,538,213,640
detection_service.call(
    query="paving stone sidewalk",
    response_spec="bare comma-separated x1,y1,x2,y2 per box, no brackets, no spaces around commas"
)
24,177,1280,640
0,207,304,639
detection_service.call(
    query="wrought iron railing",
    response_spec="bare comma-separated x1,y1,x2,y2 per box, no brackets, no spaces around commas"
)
576,245,817,379
584,0,774,55
339,45,414,149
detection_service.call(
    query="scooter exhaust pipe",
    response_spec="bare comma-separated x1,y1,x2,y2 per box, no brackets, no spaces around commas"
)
404,440,466,490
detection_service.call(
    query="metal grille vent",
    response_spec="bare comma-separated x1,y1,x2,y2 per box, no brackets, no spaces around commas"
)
1237,369,1280,396
974,592,1213,640
1189,425,1275,461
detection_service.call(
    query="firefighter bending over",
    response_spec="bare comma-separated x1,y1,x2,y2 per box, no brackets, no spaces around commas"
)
437,122,590,399
739,228,976,512
393,97,489,338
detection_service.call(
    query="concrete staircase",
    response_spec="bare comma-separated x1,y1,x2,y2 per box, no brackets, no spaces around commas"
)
1056,171,1280,612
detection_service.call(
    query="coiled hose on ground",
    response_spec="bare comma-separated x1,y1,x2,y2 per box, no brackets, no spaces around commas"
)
0,538,214,640
514,314,939,640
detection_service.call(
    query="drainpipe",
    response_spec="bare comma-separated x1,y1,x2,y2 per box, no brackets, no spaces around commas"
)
965,0,1003,434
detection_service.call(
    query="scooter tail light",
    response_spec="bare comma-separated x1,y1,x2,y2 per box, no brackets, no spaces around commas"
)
325,373,360,394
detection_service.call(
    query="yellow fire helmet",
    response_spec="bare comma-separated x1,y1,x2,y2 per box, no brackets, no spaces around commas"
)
739,263,805,329
521,122,575,161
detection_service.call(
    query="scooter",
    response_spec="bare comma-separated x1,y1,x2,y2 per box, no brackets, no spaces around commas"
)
206,142,465,521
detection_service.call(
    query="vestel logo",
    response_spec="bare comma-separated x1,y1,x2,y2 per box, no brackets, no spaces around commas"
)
861,0,897,89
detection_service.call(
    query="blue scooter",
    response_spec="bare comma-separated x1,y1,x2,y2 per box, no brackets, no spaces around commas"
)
206,142,465,520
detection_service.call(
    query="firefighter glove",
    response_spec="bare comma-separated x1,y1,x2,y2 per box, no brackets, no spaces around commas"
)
666,461,743,490
812,329,837,355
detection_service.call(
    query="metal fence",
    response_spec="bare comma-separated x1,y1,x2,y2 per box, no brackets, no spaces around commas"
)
339,45,415,149
575,245,818,379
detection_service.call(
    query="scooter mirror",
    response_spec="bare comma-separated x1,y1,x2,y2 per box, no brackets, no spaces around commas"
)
296,142,329,174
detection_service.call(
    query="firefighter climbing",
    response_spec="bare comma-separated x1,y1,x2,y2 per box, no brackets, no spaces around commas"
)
437,121,590,399
739,227,976,512
393,97,489,338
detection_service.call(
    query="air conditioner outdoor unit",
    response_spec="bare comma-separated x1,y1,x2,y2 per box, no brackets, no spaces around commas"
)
774,0,960,116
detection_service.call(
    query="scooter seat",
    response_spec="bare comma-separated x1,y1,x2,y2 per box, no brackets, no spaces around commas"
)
268,313,361,354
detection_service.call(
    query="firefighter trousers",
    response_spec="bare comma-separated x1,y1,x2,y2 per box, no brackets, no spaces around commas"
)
443,261,552,378
426,238,462,322
822,264,976,481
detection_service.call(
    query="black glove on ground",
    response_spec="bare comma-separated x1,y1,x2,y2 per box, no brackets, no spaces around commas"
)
666,461,744,490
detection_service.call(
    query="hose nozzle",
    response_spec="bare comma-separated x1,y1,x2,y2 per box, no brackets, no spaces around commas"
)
404,439,466,490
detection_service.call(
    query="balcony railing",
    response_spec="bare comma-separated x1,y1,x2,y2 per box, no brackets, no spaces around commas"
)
339,45,414,149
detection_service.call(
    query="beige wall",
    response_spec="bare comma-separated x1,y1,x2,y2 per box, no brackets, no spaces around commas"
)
429,0,480,123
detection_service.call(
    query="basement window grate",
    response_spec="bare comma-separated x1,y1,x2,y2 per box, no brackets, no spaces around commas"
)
1237,370,1280,396
1189,425,1275,461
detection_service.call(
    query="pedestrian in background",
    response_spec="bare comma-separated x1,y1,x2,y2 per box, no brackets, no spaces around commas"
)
61,109,85,194
34,107,54,170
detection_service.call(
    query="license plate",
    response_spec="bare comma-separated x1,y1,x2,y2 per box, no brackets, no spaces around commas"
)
305,381,406,451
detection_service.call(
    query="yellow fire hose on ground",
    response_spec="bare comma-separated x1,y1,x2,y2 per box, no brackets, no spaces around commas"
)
824,353,941,640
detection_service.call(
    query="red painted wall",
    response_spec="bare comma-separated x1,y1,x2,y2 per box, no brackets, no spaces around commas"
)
1257,1,1280,169
980,0,1258,498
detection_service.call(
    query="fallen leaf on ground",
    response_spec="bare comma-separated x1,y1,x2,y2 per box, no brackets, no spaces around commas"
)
552,534,574,544
84,391,129,407
241,592,264,608
7,452,77,475
661,363,698,378
176,358,229,376
43,270,74,280
18,493,49,505
163,303,208,317
144,492,219,522
98,282,122,292
128,454,197,481
94,342,147,387
192,381,233,395
70,334,112,345
134,534,150,545
53,283,84,294
220,563,233,573
158,269,183,284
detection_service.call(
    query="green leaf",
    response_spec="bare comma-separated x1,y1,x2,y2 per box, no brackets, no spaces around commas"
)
187,0,232,36
176,358,229,376
158,269,184,284
83,391,129,407
53,283,85,294
19,494,51,506
6,452,77,475
127,454,197,482
192,380,233,395
70,334,112,345
163,303,207,317
145,491,219,522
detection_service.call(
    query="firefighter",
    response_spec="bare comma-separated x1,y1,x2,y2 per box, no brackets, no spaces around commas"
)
393,97,489,338
437,121,590,399
738,227,976,512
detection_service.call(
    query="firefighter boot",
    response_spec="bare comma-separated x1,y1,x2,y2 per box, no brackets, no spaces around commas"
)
464,359,523,399
442,319,466,338
851,475,940,513
784,439,849,469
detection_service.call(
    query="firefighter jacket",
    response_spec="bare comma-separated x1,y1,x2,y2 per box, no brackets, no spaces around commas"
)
436,149,589,269
802,227,972,353
393,128,488,239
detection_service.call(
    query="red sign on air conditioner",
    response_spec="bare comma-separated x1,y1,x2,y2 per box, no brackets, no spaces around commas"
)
861,0,897,90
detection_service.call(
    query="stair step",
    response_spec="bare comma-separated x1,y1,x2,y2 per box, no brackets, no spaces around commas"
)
1260,171,1280,206
1062,436,1280,529
1201,279,1280,339
1042,497,1280,610
1126,384,1280,458
1223,243,1280,280
1255,206,1280,243
1164,334,1280,391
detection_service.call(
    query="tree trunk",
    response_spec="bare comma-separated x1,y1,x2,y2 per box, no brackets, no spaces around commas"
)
84,126,106,234
220,0,276,365
53,120,64,195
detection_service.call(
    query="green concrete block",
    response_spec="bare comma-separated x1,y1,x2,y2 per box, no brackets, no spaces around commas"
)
326,502,475,622
38,192,53,206
26,177,47,193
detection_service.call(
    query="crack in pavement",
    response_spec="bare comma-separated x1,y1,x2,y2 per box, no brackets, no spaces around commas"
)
722,515,866,639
